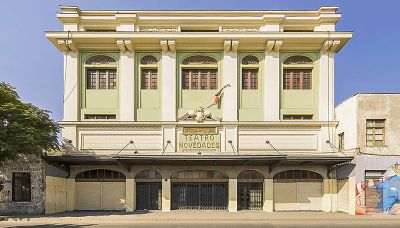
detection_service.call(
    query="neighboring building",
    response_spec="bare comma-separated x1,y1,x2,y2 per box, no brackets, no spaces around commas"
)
336,94,400,215
44,6,353,213
0,157,45,214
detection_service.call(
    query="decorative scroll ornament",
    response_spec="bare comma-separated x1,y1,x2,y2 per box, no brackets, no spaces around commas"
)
182,55,218,65
283,55,313,65
222,27,259,32
242,55,260,65
140,55,158,65
139,26,179,32
85,55,117,65
178,107,221,123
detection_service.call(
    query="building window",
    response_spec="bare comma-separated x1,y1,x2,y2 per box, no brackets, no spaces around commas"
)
139,55,159,90
182,69,218,90
338,132,344,150
86,69,117,90
84,114,116,120
141,69,158,90
283,69,312,90
12,172,31,202
282,115,313,120
241,55,260,90
366,119,385,147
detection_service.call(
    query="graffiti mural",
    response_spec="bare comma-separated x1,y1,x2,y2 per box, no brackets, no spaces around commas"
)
355,163,400,215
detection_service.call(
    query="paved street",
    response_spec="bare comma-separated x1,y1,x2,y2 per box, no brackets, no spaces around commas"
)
1,211,400,228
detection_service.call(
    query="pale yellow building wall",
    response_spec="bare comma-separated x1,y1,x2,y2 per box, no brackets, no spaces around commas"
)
45,176,67,214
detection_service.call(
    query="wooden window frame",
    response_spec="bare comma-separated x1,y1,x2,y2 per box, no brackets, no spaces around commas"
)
283,69,312,90
86,68,117,90
182,69,218,90
141,68,158,90
366,119,386,147
338,132,344,150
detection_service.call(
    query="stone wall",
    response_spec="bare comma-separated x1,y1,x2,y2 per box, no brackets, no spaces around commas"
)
0,157,45,214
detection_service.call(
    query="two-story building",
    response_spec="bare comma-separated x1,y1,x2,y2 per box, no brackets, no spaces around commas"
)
336,94,400,215
44,5,353,213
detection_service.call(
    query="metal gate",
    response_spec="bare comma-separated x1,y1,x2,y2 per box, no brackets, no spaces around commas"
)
172,183,228,210
238,182,263,210
136,183,162,210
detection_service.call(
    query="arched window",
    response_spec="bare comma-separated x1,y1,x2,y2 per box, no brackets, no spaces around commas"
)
181,55,218,90
75,169,126,182
238,170,264,182
85,55,117,90
282,55,313,90
171,170,228,181
135,169,162,181
241,55,260,90
273,170,322,182
139,55,159,90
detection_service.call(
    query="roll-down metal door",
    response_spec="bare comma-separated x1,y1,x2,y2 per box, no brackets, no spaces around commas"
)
172,183,228,210
273,170,323,211
136,182,162,210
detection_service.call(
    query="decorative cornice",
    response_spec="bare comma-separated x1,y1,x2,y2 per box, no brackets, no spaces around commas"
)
57,39,77,52
265,40,283,53
223,40,231,52
116,40,134,53
231,40,239,52
139,26,179,32
160,40,168,53
321,40,340,53
224,40,239,52
168,40,176,53
115,13,137,23
221,26,259,32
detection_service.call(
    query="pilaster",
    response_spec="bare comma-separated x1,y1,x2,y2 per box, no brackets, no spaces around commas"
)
222,40,238,121
264,40,282,121
63,51,79,121
118,41,135,121
125,179,135,212
263,179,274,212
228,178,238,212
162,178,171,212
66,179,75,211
161,40,177,121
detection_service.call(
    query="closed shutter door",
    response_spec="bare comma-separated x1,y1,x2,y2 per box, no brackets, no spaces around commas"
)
274,182,297,211
76,182,101,210
102,182,126,210
297,182,322,211
337,179,349,213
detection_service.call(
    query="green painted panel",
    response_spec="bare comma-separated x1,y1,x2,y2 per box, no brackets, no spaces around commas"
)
238,52,264,121
279,52,320,120
79,52,120,120
85,90,118,109
135,52,162,121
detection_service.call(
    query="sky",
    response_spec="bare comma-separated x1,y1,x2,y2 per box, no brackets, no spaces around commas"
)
0,0,399,122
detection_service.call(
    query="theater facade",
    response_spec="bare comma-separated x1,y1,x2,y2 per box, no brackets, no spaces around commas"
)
44,6,353,213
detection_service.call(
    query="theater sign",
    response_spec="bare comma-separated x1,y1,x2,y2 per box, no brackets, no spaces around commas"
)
179,127,220,152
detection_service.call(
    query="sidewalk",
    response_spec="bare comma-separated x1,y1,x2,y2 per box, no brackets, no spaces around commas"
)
1,211,400,227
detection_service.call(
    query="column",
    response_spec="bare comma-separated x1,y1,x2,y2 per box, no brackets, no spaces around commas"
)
331,179,338,212
228,178,238,212
66,179,75,211
222,44,238,121
63,52,79,121
125,179,135,212
119,51,135,120
348,176,356,215
162,179,171,212
264,49,280,121
263,179,274,212
322,178,332,212
161,47,177,121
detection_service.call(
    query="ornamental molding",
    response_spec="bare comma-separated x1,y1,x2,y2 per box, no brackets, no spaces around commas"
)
182,55,218,65
57,39,77,52
116,40,133,53
160,40,176,53
85,55,117,65
224,40,239,52
242,55,260,65
178,107,221,123
266,40,283,53
139,26,179,32
221,26,259,32
321,40,341,53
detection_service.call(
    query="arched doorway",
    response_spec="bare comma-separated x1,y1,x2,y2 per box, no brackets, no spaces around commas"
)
273,170,323,211
75,169,126,210
171,170,228,210
237,170,264,210
135,169,162,210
